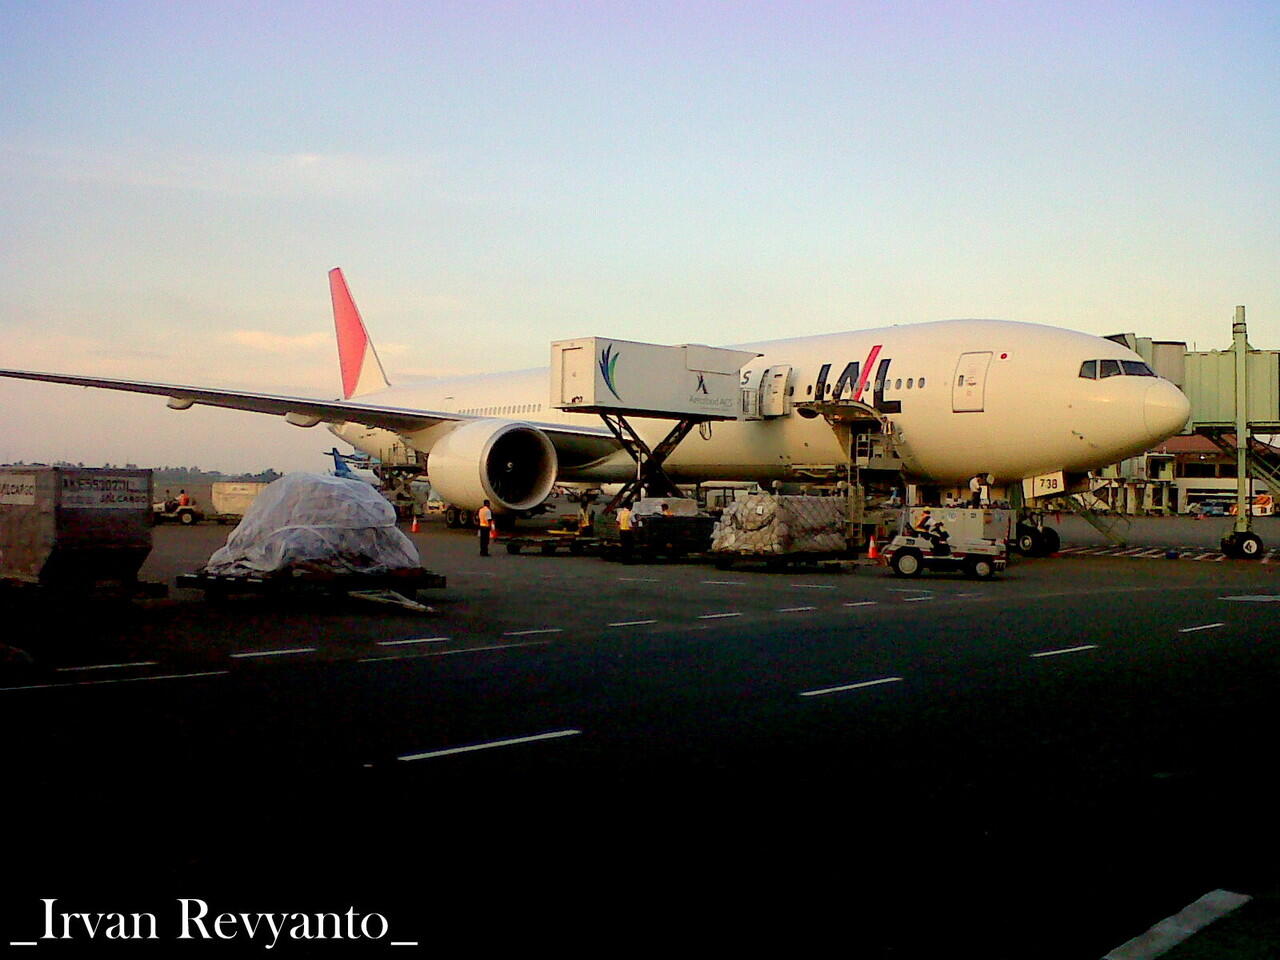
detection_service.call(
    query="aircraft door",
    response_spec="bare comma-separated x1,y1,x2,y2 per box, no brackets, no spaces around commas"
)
952,351,993,412
760,364,793,417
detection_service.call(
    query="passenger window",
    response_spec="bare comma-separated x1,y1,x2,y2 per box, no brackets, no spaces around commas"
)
907,378,914,389
919,377,926,389
1099,360,1121,378
957,374,965,387
806,385,813,396
895,379,902,390
1079,360,1097,379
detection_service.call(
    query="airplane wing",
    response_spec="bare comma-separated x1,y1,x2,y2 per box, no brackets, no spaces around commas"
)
0,368,619,446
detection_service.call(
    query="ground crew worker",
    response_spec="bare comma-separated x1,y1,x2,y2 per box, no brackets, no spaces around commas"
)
177,489,190,507
969,475,982,507
477,499,494,556
578,503,594,536
660,502,672,517
616,501,634,563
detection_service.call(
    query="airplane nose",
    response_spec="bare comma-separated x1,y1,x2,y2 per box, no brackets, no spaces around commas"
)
1144,381,1191,441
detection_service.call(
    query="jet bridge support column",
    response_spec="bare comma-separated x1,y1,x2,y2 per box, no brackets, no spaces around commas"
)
1220,307,1265,558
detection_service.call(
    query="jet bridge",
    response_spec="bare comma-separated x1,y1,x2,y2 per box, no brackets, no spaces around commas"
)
1114,306,1280,558
550,337,760,508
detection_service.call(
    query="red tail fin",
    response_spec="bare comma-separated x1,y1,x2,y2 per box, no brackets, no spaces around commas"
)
329,267,390,399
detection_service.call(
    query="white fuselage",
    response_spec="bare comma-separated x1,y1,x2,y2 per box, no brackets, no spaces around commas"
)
332,319,1190,486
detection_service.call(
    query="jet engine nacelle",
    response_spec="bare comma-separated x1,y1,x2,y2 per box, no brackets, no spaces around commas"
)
427,419,558,513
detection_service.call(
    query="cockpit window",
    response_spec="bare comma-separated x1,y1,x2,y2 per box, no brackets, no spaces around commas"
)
1080,358,1157,379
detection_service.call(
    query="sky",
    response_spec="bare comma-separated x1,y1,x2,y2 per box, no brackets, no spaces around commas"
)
1,0,1277,473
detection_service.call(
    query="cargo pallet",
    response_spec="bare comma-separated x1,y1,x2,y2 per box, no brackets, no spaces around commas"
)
176,567,447,608
710,552,857,571
503,535,600,556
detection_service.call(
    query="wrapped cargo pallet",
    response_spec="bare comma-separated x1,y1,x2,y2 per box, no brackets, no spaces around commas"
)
204,473,420,577
710,494,848,556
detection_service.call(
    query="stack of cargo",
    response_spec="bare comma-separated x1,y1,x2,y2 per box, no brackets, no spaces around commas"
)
710,493,847,556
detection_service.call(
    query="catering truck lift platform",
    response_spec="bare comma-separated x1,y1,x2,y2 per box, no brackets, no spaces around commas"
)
550,336,761,510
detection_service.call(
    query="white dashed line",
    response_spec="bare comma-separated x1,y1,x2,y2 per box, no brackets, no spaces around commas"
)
778,606,817,613
502,628,563,637
843,601,878,607
702,580,746,586
1178,622,1225,633
230,647,317,659
398,729,582,761
618,577,661,582
608,619,658,627
1030,644,1099,658
903,596,934,603
1,670,231,692
790,583,836,590
800,676,904,698
55,661,159,672
1221,595,1280,602
697,612,743,620
376,637,449,646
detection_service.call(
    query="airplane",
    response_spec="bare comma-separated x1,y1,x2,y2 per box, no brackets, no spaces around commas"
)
327,447,379,484
0,268,1191,548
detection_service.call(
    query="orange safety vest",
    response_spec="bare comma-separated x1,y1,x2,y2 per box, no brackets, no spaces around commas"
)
477,506,493,529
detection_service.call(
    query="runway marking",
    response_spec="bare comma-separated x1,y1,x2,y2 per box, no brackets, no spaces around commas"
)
697,612,742,620
376,637,449,646
230,647,317,659
1102,888,1251,960
618,577,661,582
791,583,836,589
888,588,931,593
702,580,745,585
1030,644,1098,658
359,641,551,663
1220,594,1280,602
903,596,934,603
1179,622,1225,633
0,670,230,692
843,601,878,607
608,619,658,627
398,728,582,762
778,606,817,613
55,661,159,672
800,676,904,698
502,628,562,637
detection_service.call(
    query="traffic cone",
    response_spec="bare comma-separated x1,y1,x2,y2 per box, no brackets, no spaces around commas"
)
867,535,880,560
411,514,420,533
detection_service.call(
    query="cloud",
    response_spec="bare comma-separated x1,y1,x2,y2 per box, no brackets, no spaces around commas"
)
223,329,330,353
0,142,421,200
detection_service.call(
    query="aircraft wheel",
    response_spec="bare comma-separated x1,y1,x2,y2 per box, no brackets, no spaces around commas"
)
966,557,995,580
445,507,460,528
1239,533,1265,558
1225,532,1264,559
1039,527,1060,555
891,549,923,577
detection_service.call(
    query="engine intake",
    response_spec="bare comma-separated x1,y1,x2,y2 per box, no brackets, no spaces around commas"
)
427,419,558,513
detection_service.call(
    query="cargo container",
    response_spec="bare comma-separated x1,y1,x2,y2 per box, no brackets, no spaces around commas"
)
0,466,153,586
211,481,269,520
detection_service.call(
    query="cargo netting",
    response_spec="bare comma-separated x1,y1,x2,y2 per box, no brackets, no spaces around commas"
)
710,494,847,555
204,473,420,577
